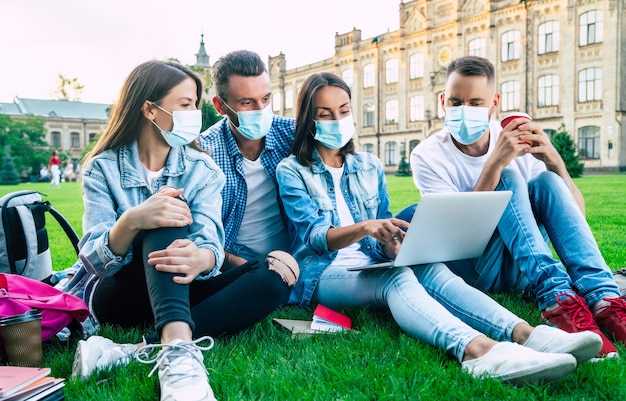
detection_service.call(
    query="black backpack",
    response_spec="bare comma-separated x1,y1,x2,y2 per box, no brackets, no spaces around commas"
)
0,190,79,282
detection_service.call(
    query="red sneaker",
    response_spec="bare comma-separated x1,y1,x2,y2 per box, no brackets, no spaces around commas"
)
595,296,626,346
541,293,618,358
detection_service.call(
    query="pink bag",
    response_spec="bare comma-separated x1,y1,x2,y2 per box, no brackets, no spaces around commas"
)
0,273,89,342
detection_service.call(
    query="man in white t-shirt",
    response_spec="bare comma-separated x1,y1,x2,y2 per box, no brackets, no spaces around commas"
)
410,55,626,359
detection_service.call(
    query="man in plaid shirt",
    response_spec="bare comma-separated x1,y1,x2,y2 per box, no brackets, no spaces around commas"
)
199,50,298,289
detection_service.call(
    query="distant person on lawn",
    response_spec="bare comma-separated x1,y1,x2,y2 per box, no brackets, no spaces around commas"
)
276,72,602,384
61,60,297,401
410,55,626,359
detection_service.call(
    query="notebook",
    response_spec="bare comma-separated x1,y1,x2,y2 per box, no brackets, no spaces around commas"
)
347,191,512,271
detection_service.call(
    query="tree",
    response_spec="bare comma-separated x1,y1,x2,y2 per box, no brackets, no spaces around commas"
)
201,100,223,132
0,151,20,185
551,123,584,178
51,73,85,101
0,115,49,177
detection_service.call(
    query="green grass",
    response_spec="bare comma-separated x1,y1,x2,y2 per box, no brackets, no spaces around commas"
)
1,174,626,401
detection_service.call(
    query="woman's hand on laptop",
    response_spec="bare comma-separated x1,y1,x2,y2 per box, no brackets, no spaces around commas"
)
361,218,408,259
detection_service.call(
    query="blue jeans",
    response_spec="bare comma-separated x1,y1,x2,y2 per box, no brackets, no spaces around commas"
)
312,262,523,362
447,168,619,310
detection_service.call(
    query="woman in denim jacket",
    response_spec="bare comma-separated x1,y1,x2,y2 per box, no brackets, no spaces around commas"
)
63,60,296,401
276,72,603,385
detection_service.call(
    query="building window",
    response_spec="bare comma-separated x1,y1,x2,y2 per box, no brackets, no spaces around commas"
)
578,68,602,102
538,21,559,54
580,10,603,46
385,99,398,124
89,133,98,142
284,89,293,110
363,64,375,88
409,139,420,153
385,59,399,84
468,38,486,57
363,143,374,154
409,96,424,121
538,75,559,107
51,131,61,148
578,126,600,159
363,103,375,127
501,30,521,62
385,142,397,166
501,81,520,111
70,132,80,148
409,53,424,79
272,92,282,112
342,69,354,88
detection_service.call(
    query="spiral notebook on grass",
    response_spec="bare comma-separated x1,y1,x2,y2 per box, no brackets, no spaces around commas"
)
347,191,512,271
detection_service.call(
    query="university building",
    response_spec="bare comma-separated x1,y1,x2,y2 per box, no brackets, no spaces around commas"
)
265,0,625,172
0,96,109,164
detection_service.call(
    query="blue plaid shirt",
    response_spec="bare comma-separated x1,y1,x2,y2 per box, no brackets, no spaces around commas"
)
199,116,295,254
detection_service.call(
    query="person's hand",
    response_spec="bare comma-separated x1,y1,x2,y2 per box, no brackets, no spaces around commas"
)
148,239,212,284
516,121,563,168
125,188,192,231
362,217,408,253
490,118,533,167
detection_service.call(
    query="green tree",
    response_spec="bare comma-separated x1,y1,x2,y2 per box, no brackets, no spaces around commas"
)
201,100,223,132
0,114,49,177
51,73,85,101
0,151,20,185
551,123,584,178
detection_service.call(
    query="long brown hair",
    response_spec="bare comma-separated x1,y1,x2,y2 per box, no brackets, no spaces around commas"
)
291,72,354,166
83,60,203,166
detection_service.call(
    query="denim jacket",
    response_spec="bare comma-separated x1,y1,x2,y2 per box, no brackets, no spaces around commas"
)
61,142,225,336
276,150,392,307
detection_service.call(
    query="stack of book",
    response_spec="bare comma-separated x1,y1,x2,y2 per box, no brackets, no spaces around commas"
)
0,366,65,401
273,304,354,338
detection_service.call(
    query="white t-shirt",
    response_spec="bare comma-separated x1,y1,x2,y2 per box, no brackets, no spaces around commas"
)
410,121,546,194
140,164,164,192
325,164,373,268
235,157,290,255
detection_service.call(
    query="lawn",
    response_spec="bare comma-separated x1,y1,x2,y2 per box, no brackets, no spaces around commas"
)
1,174,625,401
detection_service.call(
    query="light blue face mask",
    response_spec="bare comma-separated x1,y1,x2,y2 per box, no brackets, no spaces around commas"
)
222,100,273,140
150,102,202,147
444,105,490,145
313,115,356,149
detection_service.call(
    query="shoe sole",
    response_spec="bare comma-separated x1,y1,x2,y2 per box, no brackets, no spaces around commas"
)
499,358,577,385
71,340,89,380
549,336,603,364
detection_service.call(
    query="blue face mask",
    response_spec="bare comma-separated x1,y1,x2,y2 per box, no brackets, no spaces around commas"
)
222,100,273,140
150,102,202,147
314,115,356,149
444,106,490,145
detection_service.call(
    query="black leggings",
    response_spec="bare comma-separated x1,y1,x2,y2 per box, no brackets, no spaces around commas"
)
91,228,291,341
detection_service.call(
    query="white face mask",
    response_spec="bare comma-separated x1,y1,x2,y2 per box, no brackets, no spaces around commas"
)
222,100,274,140
444,105,490,145
313,115,356,149
150,102,202,147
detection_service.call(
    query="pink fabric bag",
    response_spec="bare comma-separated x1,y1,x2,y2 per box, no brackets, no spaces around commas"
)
0,273,89,343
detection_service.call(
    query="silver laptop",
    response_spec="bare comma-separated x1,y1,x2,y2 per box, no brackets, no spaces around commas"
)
347,191,512,271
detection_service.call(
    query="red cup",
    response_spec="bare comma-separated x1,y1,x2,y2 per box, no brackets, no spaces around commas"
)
501,112,533,150
501,112,532,130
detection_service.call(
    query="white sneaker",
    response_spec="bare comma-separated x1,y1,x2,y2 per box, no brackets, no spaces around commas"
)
461,342,576,384
72,336,138,380
523,324,603,363
136,336,216,401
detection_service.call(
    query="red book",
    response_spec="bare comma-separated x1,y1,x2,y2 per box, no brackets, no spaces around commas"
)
0,366,51,398
311,304,352,332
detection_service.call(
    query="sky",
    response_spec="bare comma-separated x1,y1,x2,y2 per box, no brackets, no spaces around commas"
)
0,0,400,104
